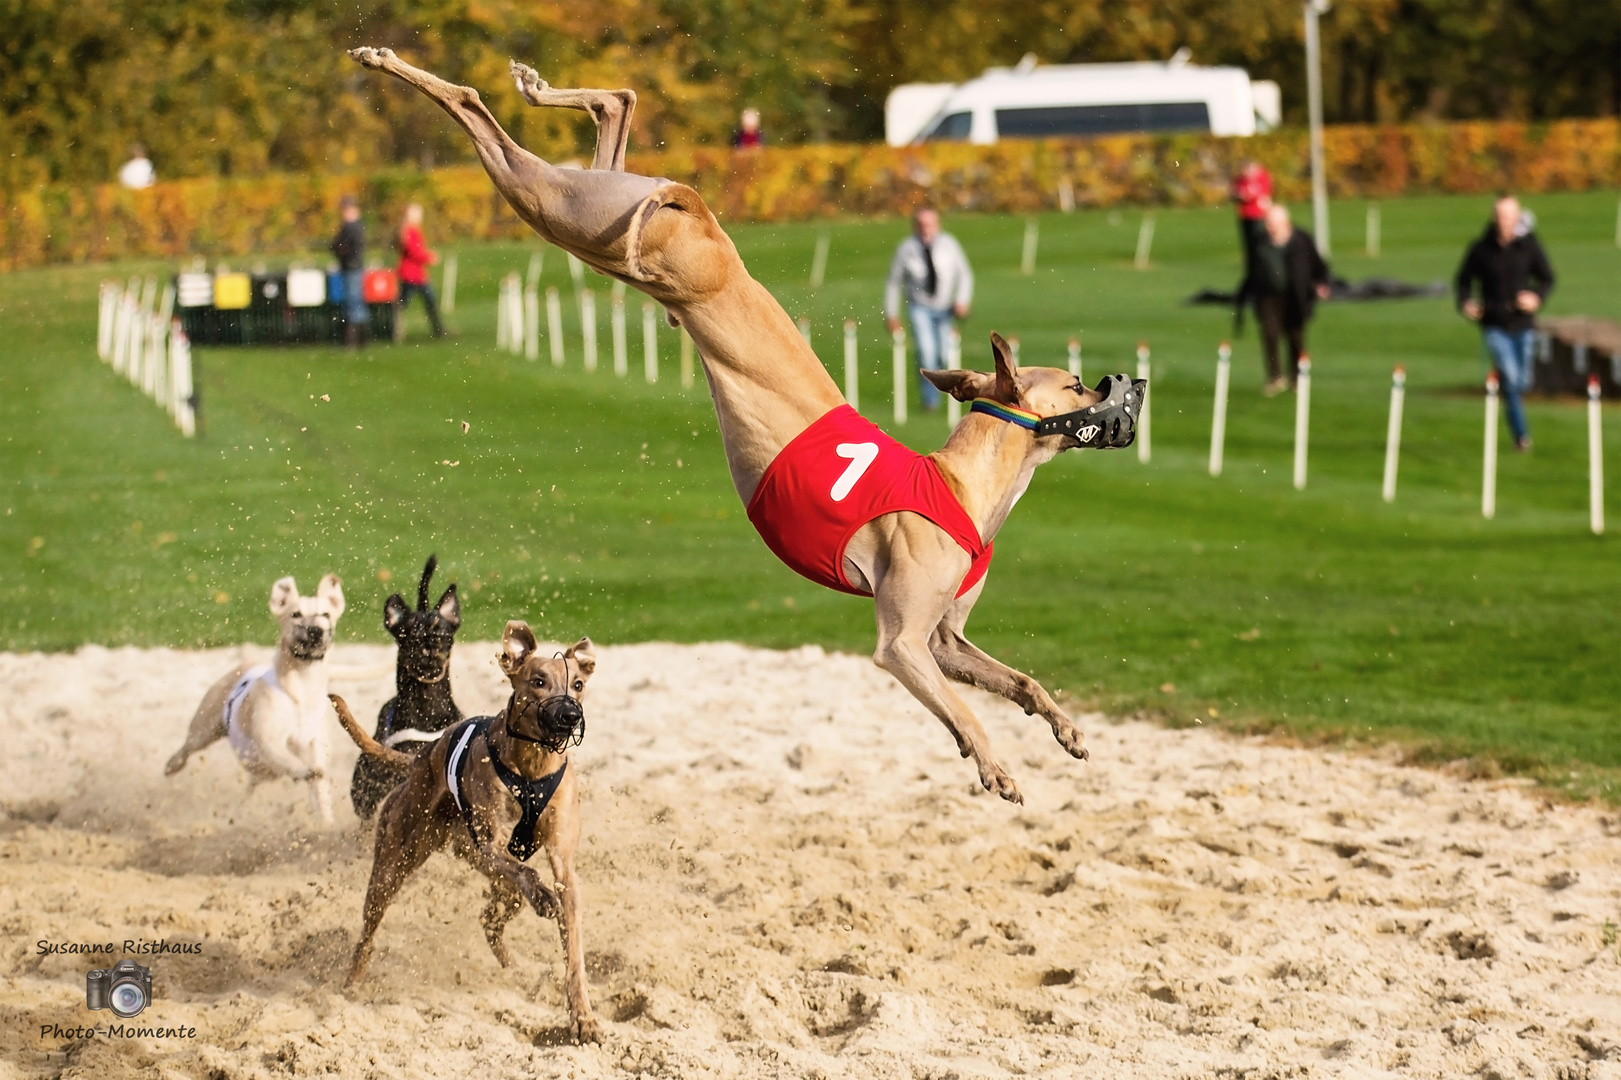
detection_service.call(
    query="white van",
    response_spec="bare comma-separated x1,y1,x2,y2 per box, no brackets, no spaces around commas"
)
886,54,1281,146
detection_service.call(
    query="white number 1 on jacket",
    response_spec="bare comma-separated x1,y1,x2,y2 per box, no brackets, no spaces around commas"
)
831,442,879,502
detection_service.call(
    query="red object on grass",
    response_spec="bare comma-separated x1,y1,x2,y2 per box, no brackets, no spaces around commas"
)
362,269,398,304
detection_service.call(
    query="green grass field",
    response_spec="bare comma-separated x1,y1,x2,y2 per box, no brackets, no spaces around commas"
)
4,191,1619,800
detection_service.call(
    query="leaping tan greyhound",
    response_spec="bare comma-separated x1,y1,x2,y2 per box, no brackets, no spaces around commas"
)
348,48,1144,804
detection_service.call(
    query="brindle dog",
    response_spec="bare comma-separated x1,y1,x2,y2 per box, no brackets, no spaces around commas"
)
333,622,600,1042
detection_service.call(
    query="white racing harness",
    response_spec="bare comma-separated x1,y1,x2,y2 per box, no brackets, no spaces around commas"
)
222,664,277,767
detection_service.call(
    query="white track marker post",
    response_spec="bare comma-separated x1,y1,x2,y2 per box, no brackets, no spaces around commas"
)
166,320,180,416
1590,376,1604,535
581,289,598,372
524,280,540,361
112,291,130,374
97,282,115,360
1366,202,1381,257
843,320,859,409
810,228,830,289
1058,176,1075,214
797,317,811,345
125,292,145,387
173,326,195,437
611,282,627,377
892,327,908,425
566,251,584,297
145,313,166,401
1209,341,1232,477
642,302,658,383
527,250,543,292
496,278,510,350
679,327,694,389
1021,217,1039,275
1382,366,1406,503
1009,336,1020,366
509,274,526,356
1136,342,1152,463
1134,213,1156,270
442,254,458,314
546,286,564,367
946,326,963,427
1483,371,1500,519
1068,335,1082,379
1293,356,1313,490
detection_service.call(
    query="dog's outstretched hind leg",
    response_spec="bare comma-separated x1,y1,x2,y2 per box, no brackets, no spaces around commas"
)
510,62,636,173
349,48,544,197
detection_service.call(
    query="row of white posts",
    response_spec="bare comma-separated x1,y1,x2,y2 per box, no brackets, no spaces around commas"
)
96,278,196,436
496,255,697,388
1204,343,1604,534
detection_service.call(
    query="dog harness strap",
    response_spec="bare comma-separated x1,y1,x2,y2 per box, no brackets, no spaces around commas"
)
444,716,567,862
222,664,274,767
746,404,991,598
444,717,491,848
486,747,567,862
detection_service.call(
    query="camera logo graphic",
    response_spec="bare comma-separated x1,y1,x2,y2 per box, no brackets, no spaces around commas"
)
85,959,152,1018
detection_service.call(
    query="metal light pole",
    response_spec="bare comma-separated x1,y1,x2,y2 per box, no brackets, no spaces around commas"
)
1304,0,1332,256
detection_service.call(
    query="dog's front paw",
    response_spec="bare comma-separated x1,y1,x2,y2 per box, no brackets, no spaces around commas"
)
349,46,394,69
572,1015,604,1044
981,765,1024,805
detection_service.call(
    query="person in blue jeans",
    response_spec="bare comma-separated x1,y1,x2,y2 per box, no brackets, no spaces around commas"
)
1455,195,1555,451
330,195,370,347
884,207,974,412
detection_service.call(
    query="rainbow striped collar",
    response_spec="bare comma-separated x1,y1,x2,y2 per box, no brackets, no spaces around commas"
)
969,398,1041,430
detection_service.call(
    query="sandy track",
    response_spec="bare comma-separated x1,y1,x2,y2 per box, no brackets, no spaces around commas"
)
2,640,1618,1079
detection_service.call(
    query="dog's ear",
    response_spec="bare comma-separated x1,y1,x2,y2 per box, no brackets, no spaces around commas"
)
383,593,411,635
269,577,300,617
435,585,461,631
564,636,596,681
500,620,538,675
316,573,345,622
989,332,1019,403
921,368,994,402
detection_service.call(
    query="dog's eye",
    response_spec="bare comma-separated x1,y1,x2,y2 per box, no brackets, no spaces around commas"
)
573,681,583,692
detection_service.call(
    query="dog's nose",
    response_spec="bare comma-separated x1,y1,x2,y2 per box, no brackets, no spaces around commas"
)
540,696,584,732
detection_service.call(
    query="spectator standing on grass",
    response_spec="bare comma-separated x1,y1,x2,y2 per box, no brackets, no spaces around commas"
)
885,207,973,412
330,196,369,347
1455,194,1555,452
1230,159,1272,275
118,144,155,190
1235,204,1331,396
730,108,764,149
396,203,445,338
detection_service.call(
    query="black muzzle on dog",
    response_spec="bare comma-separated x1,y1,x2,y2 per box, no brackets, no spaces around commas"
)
1035,373,1148,450
507,695,586,752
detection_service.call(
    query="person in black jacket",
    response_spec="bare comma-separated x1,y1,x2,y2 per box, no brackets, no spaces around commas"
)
1236,204,1332,395
1455,195,1555,451
330,195,369,347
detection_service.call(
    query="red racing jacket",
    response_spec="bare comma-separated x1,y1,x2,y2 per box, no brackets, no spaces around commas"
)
746,405,991,597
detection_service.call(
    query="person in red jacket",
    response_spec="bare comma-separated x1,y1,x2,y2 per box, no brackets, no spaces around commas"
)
396,203,446,338
1231,160,1273,278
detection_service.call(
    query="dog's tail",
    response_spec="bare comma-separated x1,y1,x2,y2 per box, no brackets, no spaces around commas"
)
330,694,415,766
417,553,438,611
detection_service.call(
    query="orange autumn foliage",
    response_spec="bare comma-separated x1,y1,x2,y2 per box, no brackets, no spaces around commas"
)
3,119,1617,272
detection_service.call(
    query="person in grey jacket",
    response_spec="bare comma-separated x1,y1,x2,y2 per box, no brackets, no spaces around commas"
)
885,207,973,411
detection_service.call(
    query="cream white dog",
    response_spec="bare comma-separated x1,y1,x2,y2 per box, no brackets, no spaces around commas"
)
165,574,347,823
